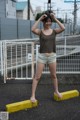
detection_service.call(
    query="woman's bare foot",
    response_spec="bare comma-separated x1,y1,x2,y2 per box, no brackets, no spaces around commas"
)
54,91,62,99
30,97,37,103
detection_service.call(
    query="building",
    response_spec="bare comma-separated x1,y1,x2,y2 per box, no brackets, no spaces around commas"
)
35,6,42,14
16,1,34,20
34,6,42,18
0,0,16,19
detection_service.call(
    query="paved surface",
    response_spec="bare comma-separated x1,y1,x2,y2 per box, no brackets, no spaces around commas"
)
0,81,80,120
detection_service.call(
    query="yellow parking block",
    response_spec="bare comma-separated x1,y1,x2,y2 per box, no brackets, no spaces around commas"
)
6,100,38,113
54,90,79,101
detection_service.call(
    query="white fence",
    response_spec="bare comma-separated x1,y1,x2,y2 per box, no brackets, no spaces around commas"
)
0,35,80,83
36,45,80,74
0,39,36,83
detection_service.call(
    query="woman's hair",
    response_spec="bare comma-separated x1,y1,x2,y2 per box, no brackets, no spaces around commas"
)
42,10,53,22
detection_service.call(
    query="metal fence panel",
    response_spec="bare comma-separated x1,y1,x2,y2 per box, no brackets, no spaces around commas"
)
1,18,17,40
18,20,31,39
2,40,35,83
0,41,3,75
36,45,80,74
36,35,80,74
30,20,35,38
0,18,1,40
0,17,78,40
0,35,80,83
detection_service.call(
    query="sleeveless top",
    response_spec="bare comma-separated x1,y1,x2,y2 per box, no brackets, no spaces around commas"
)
39,29,56,53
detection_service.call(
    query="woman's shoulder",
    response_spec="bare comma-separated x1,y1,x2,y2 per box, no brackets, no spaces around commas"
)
53,29,57,34
39,29,43,35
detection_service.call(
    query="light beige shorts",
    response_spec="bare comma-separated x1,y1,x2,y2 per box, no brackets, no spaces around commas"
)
37,53,56,64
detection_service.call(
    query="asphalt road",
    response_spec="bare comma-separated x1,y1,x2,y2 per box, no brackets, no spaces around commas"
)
0,82,80,120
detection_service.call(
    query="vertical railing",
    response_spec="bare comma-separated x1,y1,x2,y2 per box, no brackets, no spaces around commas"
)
3,41,7,83
36,45,39,69
64,36,66,55
2,41,35,82
0,41,3,75
0,36,80,83
31,42,35,78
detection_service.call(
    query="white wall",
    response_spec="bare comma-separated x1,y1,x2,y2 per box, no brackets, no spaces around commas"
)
16,11,23,19
6,0,16,19
23,6,27,20
23,7,34,20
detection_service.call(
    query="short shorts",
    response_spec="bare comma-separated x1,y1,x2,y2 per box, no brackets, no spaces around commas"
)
37,53,56,64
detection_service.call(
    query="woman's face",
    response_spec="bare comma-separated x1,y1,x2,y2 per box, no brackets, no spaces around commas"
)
43,18,52,27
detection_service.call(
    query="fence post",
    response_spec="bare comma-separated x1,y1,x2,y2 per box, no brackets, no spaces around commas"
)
64,36,66,55
36,45,39,70
3,41,7,83
32,42,34,78
0,41,4,75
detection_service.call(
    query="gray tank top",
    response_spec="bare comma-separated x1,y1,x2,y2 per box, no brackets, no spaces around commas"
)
39,29,56,53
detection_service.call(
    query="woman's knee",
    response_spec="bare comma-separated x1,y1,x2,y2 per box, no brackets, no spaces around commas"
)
51,74,57,80
33,74,41,81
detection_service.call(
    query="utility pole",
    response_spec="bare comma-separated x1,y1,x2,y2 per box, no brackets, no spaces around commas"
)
47,0,51,10
73,0,77,34
27,0,30,20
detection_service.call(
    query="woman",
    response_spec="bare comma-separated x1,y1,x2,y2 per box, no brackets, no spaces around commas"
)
30,10,65,102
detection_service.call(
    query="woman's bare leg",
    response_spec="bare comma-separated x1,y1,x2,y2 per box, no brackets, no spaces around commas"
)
49,62,62,98
30,62,45,102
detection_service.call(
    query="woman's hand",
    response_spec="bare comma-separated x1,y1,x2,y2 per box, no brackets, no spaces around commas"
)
50,12,65,34
50,13,56,21
40,14,47,21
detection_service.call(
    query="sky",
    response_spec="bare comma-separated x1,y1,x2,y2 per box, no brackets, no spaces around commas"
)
18,0,73,10
18,0,80,23
17,0,79,10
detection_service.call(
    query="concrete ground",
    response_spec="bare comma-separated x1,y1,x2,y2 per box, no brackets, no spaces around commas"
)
0,80,80,120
